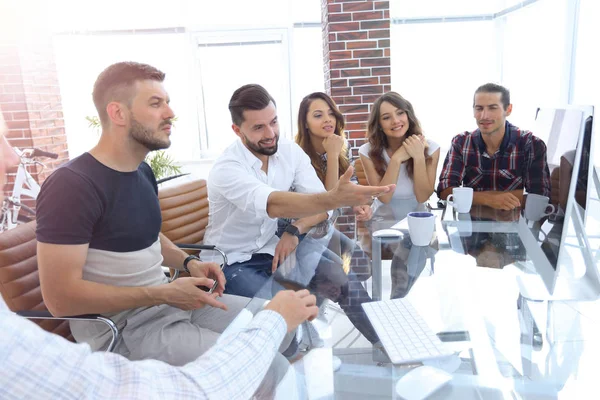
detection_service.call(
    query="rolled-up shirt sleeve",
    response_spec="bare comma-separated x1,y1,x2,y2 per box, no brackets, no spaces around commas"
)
437,135,466,196
290,144,332,217
524,136,551,197
209,160,277,219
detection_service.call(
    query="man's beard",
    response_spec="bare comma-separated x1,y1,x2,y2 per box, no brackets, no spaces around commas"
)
129,116,171,151
244,133,279,156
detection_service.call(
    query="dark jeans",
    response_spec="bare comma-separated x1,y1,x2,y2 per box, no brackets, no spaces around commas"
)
300,230,380,344
224,221,379,344
223,253,279,299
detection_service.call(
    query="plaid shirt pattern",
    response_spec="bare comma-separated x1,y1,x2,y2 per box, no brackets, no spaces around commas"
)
0,297,286,400
437,121,551,197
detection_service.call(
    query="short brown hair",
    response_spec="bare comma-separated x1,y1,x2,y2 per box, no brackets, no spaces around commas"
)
92,62,165,127
228,84,276,126
474,83,511,110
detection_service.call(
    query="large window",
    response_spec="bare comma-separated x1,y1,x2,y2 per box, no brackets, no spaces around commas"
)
391,0,591,164
572,0,600,168
49,0,324,166
290,26,326,134
53,33,198,160
393,0,502,19
391,21,498,158
194,31,292,158
499,0,573,129
194,25,325,159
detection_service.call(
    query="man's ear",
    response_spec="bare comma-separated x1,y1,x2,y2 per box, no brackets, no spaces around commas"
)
232,123,243,139
505,104,513,117
106,102,128,128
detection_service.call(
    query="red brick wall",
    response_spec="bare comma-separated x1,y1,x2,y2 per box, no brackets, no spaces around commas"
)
0,41,68,201
322,0,391,276
322,0,391,160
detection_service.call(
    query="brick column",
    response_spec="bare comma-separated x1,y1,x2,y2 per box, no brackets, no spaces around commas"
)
322,0,391,277
0,41,68,198
322,0,391,157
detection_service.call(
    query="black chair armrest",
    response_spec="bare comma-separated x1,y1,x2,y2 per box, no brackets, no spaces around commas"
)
17,310,98,319
172,243,228,282
176,243,216,251
156,173,190,184
16,310,119,352
175,243,228,266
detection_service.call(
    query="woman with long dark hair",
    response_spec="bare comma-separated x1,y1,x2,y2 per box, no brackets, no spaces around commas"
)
289,92,379,345
295,91,370,219
359,92,440,204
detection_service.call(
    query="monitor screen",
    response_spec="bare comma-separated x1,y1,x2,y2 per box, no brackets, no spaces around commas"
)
524,107,594,270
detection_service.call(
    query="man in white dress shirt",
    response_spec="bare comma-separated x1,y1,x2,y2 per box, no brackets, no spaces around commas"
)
204,84,394,298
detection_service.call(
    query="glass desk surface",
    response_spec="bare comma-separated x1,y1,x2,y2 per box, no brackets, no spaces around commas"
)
244,200,600,399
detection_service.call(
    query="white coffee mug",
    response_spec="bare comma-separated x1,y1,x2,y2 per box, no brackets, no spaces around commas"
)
447,187,474,214
407,212,435,246
457,212,472,237
525,193,555,222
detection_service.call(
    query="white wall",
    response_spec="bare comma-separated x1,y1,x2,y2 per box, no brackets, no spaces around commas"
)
53,33,199,161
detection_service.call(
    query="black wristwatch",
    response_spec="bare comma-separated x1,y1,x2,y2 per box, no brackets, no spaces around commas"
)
183,255,200,273
284,224,301,238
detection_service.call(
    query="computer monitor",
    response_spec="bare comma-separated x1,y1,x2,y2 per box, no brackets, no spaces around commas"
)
584,121,600,265
518,106,599,300
534,107,594,222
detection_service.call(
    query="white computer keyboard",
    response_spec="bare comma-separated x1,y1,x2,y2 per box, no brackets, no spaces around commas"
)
362,298,454,364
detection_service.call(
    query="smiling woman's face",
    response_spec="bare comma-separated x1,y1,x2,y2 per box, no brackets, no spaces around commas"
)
378,101,409,139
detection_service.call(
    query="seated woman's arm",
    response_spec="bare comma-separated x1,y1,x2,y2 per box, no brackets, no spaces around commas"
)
360,147,409,204
403,135,441,203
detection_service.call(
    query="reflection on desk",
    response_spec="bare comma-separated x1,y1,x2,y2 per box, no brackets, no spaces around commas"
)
441,205,526,269
244,195,600,399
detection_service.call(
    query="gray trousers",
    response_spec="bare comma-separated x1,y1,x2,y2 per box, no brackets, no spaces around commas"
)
115,294,294,399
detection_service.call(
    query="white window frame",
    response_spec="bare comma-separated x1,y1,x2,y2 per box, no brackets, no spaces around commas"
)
192,29,293,159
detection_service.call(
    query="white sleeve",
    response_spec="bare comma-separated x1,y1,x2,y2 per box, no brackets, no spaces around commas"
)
358,143,371,158
1,305,287,400
209,159,277,219
426,138,441,156
291,144,327,195
290,144,333,217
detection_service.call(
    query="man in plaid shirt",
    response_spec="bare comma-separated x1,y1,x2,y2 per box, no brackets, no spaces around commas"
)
437,83,550,210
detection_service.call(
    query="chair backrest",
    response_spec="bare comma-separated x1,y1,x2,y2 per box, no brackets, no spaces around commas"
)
158,178,209,245
354,157,369,186
0,221,73,340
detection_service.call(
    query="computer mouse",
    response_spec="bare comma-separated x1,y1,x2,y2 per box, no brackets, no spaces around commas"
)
373,228,402,237
395,365,452,400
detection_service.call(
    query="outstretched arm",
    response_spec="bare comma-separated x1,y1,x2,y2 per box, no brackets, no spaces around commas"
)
266,166,395,218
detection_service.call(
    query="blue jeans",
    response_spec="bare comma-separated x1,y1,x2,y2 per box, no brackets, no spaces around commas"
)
280,221,380,344
223,224,380,344
223,253,277,298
